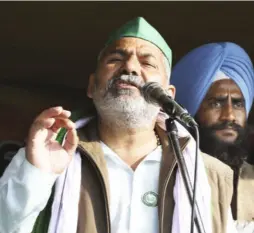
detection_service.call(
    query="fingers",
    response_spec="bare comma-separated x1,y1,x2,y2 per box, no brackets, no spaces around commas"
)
63,128,79,155
49,118,75,131
38,118,56,129
29,106,74,139
32,117,75,131
35,106,71,122
33,107,73,129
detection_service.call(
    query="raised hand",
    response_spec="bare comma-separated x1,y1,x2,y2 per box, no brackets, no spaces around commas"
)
26,106,79,174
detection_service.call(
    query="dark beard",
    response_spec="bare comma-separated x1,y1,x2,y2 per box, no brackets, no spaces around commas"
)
195,119,249,220
196,120,248,170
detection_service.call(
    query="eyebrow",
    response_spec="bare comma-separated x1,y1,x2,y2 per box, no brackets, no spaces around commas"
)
107,49,157,60
139,52,157,60
232,97,245,103
207,96,245,102
108,49,127,57
207,96,227,101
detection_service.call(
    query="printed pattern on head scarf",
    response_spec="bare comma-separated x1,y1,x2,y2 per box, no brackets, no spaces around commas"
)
171,42,254,116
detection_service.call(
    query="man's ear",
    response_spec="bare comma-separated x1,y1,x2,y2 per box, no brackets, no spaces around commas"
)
167,85,176,99
87,73,95,99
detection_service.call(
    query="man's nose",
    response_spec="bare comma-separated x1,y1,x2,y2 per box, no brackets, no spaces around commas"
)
121,56,141,76
220,103,236,122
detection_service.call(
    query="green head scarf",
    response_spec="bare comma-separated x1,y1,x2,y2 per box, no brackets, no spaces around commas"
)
104,17,172,66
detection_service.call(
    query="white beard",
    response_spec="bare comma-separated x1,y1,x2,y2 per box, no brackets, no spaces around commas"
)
92,86,160,129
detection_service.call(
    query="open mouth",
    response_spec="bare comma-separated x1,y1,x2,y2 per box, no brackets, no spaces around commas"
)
115,80,139,89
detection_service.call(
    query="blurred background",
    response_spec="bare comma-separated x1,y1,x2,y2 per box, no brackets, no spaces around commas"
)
0,1,254,142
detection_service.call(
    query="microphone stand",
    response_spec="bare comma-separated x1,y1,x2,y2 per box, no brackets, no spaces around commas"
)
166,118,206,233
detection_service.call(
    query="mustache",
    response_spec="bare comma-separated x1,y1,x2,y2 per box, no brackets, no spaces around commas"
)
107,74,144,90
208,121,242,131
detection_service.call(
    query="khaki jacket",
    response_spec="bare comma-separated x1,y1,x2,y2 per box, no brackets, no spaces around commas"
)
76,120,233,233
237,161,254,221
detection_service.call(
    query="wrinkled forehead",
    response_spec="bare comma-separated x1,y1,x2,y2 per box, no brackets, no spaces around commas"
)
100,37,165,60
205,79,245,99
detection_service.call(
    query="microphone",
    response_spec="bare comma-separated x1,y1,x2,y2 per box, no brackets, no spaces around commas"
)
141,82,198,128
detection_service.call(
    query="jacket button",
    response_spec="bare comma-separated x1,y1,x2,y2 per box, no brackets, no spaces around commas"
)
142,191,158,207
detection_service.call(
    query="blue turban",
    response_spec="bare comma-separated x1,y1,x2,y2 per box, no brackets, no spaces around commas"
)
171,42,254,117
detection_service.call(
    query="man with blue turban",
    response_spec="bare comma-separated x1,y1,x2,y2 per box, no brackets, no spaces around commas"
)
171,42,254,230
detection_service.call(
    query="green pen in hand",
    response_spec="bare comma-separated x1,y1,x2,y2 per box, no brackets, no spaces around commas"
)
55,109,85,144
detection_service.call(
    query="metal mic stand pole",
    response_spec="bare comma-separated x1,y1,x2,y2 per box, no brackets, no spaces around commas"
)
166,118,206,233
